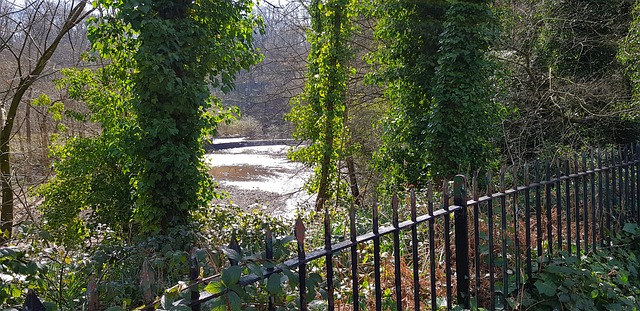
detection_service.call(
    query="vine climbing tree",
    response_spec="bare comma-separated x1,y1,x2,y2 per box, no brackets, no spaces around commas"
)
38,0,263,243
287,0,356,211
118,0,262,235
372,0,499,187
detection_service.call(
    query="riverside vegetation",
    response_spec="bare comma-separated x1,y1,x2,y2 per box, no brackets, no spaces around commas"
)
1,0,640,310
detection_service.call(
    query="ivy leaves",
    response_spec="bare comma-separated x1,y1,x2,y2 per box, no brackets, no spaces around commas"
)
103,0,262,234
286,0,356,208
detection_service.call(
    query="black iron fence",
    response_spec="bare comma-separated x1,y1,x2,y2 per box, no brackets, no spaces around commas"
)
174,144,640,310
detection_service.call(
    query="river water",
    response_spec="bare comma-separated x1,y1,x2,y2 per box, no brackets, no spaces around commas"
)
204,139,314,217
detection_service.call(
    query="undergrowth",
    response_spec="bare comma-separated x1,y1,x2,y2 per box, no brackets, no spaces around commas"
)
519,223,640,311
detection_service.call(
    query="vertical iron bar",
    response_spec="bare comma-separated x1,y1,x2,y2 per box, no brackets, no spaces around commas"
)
535,161,543,262
512,166,521,291
392,194,402,311
618,147,625,229
410,189,420,311
636,143,640,223
630,145,636,225
373,201,382,311
295,218,307,311
428,185,437,311
444,181,452,310
564,159,572,256
454,175,470,308
266,227,275,311
590,150,596,253
546,161,553,256
624,146,629,228
556,162,563,253
189,252,200,311
574,157,580,256
524,164,532,280
473,175,481,302
609,147,619,236
324,206,334,311
601,150,607,245
582,154,588,253
609,149,614,241
500,168,507,306
487,171,495,311
349,203,358,311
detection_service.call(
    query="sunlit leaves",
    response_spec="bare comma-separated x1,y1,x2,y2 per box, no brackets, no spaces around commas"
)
286,0,356,205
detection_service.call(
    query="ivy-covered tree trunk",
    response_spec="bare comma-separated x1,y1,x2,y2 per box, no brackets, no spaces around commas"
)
118,0,260,235
372,0,448,188
373,0,498,186
428,0,499,181
288,0,353,211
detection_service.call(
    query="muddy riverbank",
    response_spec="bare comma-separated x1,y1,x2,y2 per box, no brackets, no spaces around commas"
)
205,139,314,217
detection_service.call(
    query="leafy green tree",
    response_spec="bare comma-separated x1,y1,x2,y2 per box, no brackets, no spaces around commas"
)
372,0,499,186
112,0,262,234
428,1,500,181
287,0,356,210
39,0,262,244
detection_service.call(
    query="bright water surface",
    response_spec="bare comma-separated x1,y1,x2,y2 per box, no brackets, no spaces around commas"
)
204,138,314,217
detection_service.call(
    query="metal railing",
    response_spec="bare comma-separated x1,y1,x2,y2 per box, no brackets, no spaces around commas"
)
180,144,640,310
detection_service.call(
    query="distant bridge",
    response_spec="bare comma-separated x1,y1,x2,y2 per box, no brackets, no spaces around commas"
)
204,139,299,152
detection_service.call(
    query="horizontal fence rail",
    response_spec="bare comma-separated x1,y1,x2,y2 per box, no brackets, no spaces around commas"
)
177,144,640,310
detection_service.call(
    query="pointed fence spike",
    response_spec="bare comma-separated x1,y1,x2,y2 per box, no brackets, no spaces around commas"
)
410,188,417,221
392,193,400,226
487,169,493,195
295,217,306,245
500,166,506,192
443,180,450,210
473,173,479,201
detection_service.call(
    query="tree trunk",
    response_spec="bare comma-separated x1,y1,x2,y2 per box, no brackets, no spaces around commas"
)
0,0,90,244
314,0,343,212
345,156,361,206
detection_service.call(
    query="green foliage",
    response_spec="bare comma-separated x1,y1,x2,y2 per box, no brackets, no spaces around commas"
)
372,0,500,186
521,224,640,310
38,58,138,246
85,0,262,235
620,1,640,121
286,0,357,209
370,0,448,188
40,0,261,242
0,247,47,307
428,1,500,181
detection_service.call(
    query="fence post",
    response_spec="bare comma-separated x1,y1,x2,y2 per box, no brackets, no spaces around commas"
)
189,251,201,311
454,174,470,309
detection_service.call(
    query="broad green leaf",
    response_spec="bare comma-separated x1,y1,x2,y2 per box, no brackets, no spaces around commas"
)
266,273,282,294
222,265,243,286
534,279,557,297
227,291,241,311
204,281,225,295
209,297,226,311
623,223,638,234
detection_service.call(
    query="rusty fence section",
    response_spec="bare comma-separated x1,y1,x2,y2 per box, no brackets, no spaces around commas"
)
174,144,640,311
